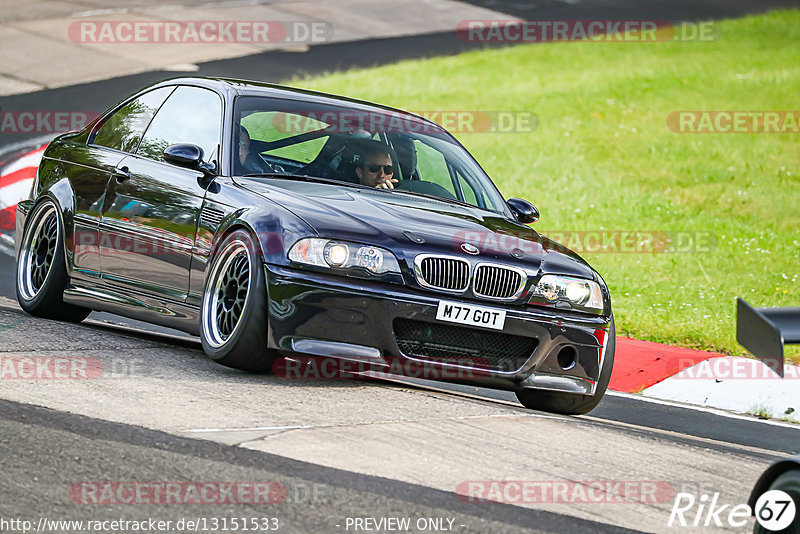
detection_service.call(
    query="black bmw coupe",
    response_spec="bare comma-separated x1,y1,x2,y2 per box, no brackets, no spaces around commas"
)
15,77,614,414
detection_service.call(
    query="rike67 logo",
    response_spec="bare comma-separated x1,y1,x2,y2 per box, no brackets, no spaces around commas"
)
669,490,796,530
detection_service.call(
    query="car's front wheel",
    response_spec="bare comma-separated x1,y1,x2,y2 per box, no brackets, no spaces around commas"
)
200,229,278,372
16,199,90,322
516,317,615,415
753,469,800,534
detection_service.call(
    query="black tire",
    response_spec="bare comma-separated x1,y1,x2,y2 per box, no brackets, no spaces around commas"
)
200,229,278,372
753,469,800,534
516,317,615,415
16,199,90,322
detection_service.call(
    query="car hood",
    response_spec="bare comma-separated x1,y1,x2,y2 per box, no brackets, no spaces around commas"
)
236,178,597,280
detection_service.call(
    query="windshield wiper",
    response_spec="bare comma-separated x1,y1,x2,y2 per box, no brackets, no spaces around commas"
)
241,172,363,188
387,187,478,210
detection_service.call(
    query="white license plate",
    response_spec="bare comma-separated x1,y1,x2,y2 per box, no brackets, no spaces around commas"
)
435,301,506,330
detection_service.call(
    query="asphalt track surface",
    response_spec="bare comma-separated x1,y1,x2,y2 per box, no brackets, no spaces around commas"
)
0,399,636,534
2,2,800,532
0,296,796,532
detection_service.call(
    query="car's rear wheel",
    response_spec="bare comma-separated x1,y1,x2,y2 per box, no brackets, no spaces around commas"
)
516,317,615,415
200,229,278,372
16,199,90,322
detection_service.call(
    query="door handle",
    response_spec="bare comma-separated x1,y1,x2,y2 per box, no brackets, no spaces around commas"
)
115,166,130,183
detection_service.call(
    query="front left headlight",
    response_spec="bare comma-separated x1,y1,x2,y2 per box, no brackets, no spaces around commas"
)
529,274,605,314
288,238,401,275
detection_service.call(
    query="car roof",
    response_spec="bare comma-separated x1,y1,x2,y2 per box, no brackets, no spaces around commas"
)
153,76,440,130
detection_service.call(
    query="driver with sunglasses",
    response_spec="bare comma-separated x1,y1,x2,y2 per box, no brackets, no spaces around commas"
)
355,143,398,190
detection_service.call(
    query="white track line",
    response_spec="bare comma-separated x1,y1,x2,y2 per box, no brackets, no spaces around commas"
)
607,390,800,429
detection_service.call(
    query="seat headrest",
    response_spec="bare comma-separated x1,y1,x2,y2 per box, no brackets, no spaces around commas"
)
391,136,418,179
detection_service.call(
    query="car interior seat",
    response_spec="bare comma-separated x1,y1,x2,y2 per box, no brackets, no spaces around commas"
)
390,134,419,181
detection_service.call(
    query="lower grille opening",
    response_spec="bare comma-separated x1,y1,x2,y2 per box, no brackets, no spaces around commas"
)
393,318,538,373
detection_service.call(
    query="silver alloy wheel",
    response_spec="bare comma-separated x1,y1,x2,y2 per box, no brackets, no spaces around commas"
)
17,203,59,301
202,239,252,348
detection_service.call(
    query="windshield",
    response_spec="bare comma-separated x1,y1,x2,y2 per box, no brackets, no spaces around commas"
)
232,95,508,214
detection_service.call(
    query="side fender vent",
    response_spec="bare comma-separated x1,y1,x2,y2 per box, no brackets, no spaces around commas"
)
201,206,225,229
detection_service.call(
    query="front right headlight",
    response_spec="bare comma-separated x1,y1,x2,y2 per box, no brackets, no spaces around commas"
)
529,274,605,314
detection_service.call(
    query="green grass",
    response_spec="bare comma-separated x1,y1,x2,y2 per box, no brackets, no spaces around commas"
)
748,403,774,420
284,10,800,361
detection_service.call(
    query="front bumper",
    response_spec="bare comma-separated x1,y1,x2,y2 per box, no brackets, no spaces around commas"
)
265,264,612,395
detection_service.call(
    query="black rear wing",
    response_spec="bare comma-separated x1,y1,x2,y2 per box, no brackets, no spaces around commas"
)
736,298,800,377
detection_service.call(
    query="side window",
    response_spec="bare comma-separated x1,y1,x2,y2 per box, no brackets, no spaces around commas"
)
414,140,457,196
137,86,223,164
92,87,174,153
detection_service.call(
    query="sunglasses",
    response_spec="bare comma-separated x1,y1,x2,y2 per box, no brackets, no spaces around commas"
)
366,164,393,175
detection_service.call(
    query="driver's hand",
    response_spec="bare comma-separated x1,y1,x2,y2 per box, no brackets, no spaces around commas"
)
376,177,398,189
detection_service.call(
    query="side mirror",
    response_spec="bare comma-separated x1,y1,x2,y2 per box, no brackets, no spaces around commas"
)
507,197,539,224
163,144,216,177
